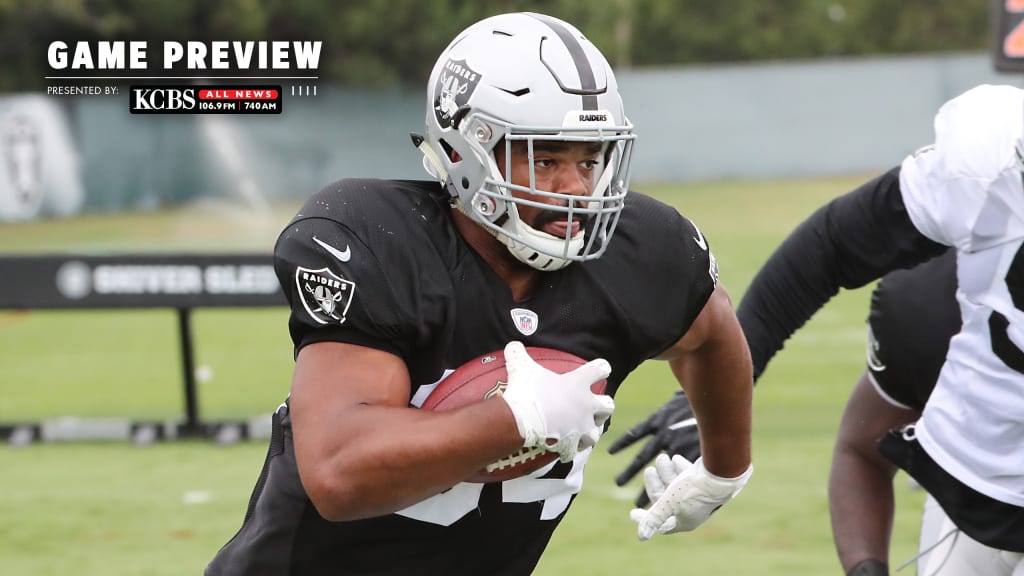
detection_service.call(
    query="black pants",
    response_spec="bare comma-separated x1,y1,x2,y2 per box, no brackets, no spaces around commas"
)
878,425,1024,553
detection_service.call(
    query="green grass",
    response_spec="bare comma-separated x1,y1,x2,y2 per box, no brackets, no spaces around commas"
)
0,175,928,575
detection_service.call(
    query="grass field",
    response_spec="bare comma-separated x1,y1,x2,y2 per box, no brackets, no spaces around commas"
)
0,176,929,575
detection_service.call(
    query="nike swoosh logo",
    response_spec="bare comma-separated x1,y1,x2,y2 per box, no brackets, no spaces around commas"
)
667,417,697,431
692,226,708,251
313,236,351,262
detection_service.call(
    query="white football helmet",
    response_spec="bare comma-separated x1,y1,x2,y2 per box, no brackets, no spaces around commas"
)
416,12,635,270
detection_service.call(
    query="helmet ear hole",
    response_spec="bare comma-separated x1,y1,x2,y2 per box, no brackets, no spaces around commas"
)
452,106,472,129
439,139,460,163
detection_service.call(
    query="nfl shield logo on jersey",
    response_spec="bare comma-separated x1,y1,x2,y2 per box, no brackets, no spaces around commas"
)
510,308,539,336
295,266,356,325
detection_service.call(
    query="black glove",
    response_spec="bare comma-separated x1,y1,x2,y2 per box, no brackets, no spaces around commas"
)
607,391,702,507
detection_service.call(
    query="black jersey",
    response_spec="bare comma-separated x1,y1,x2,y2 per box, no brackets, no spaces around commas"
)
207,179,716,576
865,248,959,410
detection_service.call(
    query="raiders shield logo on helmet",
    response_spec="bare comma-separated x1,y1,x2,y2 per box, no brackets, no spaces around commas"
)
295,266,356,325
434,59,481,129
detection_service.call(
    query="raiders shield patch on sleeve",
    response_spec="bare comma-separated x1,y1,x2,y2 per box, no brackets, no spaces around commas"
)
295,266,356,324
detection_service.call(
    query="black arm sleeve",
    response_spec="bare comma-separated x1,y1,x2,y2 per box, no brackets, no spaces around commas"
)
736,166,947,381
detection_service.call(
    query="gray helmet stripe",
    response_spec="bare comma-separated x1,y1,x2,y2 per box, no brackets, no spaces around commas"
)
529,13,598,110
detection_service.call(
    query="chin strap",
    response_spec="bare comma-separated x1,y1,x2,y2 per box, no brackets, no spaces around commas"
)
499,221,580,271
459,199,576,271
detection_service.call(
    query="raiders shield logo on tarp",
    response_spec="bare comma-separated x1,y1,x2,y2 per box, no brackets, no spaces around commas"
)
295,266,355,324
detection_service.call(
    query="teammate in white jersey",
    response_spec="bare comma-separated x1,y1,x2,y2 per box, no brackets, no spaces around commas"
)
743,83,1024,575
613,84,1024,575
896,85,1024,509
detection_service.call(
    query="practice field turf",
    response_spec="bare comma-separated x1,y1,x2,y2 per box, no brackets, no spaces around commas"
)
0,176,928,575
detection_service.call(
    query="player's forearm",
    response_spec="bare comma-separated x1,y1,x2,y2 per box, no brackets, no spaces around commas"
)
829,443,896,572
296,399,522,521
828,372,914,572
671,308,752,478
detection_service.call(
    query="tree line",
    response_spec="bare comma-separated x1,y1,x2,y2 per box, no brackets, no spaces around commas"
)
1,0,990,91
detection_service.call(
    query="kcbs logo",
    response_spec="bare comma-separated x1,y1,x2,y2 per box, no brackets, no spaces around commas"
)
128,84,284,115
129,87,196,113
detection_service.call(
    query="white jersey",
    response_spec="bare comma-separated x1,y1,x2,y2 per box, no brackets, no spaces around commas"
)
900,84,1024,507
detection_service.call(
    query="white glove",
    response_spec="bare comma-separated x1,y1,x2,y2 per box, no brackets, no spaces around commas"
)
501,341,615,463
630,454,752,541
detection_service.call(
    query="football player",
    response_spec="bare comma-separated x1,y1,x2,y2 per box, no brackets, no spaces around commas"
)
831,251,965,576
613,84,1024,575
206,12,753,576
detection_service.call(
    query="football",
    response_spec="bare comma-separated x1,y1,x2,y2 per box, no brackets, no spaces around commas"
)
421,347,607,483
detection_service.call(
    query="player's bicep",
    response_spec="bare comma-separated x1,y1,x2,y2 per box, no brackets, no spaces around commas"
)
289,342,411,465
659,283,750,413
658,282,738,358
292,341,411,409
835,370,918,466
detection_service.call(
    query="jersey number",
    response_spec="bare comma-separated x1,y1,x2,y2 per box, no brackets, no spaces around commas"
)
394,454,587,526
989,241,1024,373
